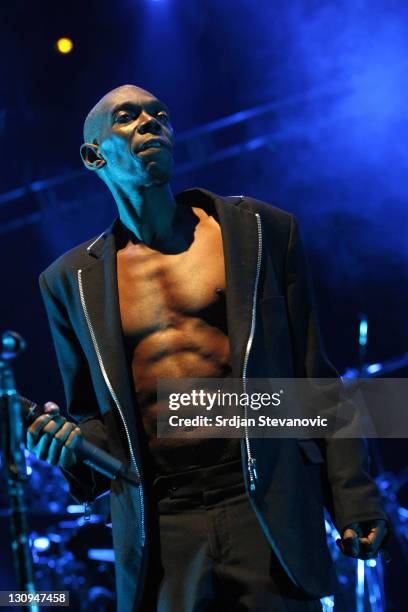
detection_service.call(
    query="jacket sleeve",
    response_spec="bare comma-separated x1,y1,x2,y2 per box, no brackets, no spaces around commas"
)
39,271,111,503
284,214,389,535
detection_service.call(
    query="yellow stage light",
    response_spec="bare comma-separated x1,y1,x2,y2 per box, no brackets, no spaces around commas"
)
56,37,74,55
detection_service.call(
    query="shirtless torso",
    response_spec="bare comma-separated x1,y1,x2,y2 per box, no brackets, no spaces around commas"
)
117,205,239,473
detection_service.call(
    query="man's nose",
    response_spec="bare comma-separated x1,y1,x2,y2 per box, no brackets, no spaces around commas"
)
137,114,161,135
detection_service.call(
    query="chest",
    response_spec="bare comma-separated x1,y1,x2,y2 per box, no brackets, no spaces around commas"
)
116,218,226,336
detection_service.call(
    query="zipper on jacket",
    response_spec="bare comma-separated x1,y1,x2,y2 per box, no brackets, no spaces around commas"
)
77,269,146,546
239,212,302,588
242,212,262,492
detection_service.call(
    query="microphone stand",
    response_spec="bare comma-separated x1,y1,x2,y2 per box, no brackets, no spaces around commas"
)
0,331,39,612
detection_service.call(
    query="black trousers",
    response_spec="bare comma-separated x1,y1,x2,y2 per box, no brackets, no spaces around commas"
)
139,460,323,612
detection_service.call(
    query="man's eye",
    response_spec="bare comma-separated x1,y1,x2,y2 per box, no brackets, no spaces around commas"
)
114,112,133,124
156,111,170,123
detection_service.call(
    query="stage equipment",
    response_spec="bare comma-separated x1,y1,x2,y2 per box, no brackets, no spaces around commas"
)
336,319,408,611
0,330,39,611
30,513,115,612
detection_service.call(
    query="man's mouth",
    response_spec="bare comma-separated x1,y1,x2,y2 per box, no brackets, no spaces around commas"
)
138,138,170,152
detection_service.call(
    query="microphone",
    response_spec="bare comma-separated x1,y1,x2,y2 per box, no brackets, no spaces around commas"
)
19,396,140,488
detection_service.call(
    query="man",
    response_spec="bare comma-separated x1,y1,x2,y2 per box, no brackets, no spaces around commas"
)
28,85,389,611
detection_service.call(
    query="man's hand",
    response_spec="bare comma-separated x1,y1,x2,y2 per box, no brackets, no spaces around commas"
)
27,401,81,468
336,519,389,560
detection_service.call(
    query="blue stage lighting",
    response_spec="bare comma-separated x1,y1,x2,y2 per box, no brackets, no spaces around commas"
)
366,363,382,374
67,504,85,514
33,537,50,551
357,559,365,606
342,368,359,379
320,596,335,609
88,549,115,562
359,318,368,347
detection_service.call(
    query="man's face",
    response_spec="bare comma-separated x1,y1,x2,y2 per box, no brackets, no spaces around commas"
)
88,86,174,188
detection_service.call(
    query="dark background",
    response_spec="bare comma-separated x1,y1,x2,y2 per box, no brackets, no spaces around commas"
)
0,1,407,610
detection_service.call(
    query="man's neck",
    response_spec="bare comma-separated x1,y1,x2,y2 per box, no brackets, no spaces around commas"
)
115,182,177,246
112,182,199,253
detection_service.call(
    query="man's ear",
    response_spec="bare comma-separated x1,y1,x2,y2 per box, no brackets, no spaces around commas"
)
80,143,106,170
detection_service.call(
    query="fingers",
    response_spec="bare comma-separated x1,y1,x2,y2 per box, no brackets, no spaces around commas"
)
27,414,53,452
58,427,82,468
343,527,360,539
337,520,388,560
26,400,80,468
47,421,76,465
337,528,360,558
27,401,62,444
27,413,65,454
366,520,388,549
36,417,68,461
359,520,388,559
60,444,77,468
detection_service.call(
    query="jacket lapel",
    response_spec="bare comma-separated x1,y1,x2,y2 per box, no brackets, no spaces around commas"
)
178,188,261,378
78,229,140,441
214,195,261,378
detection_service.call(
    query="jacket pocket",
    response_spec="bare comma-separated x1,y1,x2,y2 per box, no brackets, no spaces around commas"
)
296,438,324,464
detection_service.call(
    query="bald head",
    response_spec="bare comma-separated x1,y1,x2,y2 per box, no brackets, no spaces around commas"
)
83,84,156,144
80,83,174,192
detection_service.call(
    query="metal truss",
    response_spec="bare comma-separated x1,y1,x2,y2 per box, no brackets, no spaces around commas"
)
0,84,349,236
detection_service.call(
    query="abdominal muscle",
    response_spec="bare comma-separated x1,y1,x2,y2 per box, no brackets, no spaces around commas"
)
130,317,235,472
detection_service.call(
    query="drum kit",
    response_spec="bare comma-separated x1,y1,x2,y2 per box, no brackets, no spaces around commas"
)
0,452,116,611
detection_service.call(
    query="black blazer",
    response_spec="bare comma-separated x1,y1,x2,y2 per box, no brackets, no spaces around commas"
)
39,188,388,610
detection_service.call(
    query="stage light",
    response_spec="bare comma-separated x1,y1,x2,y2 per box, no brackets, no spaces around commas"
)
357,559,365,600
320,596,334,609
67,504,84,514
33,537,50,551
88,549,115,562
342,368,359,380
56,37,74,55
366,363,382,375
359,317,368,347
